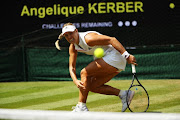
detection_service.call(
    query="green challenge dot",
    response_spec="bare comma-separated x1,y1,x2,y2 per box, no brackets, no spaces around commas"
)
169,3,175,9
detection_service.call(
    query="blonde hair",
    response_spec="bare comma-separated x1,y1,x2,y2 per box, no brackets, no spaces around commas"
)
55,23,75,50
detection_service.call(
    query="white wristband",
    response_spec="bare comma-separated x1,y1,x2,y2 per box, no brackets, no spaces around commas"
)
122,51,130,59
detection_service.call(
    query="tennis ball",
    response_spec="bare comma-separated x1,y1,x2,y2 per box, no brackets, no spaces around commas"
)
169,3,175,9
94,48,104,58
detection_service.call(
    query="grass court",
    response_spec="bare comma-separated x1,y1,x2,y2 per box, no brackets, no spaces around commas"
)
0,80,179,113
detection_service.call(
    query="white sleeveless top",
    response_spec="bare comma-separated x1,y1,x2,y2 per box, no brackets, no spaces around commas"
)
74,31,114,55
74,31,127,71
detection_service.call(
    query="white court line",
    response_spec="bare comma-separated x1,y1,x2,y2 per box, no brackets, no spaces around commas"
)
0,109,179,120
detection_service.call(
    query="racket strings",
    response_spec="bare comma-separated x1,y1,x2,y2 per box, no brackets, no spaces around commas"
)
129,86,149,112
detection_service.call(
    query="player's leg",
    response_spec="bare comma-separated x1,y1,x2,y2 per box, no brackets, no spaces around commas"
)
72,58,119,112
79,58,119,103
79,58,134,112
78,71,119,104
88,73,120,96
87,73,134,112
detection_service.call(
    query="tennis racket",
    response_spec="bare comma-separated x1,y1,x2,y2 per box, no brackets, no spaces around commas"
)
127,64,149,112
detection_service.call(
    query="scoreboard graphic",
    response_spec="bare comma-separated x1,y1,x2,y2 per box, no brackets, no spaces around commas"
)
1,0,179,47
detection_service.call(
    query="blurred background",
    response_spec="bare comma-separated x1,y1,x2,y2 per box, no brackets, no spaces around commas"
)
0,0,179,82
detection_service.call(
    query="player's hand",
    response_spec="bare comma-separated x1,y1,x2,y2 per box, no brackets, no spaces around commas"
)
75,80,86,90
127,55,138,65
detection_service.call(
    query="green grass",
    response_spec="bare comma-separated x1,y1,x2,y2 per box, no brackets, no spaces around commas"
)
0,80,179,113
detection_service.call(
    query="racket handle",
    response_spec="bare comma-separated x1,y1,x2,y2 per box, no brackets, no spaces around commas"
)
131,64,136,74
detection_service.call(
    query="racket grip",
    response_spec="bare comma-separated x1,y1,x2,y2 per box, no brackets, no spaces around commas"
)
131,64,136,73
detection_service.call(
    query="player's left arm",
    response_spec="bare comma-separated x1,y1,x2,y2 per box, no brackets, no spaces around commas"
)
85,33,137,65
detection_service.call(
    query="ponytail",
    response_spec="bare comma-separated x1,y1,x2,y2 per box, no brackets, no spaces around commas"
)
55,33,64,50
55,40,61,50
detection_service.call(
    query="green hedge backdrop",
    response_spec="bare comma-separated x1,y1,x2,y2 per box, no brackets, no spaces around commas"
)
0,46,179,82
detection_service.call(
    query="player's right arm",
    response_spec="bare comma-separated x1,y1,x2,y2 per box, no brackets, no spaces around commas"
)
69,44,85,90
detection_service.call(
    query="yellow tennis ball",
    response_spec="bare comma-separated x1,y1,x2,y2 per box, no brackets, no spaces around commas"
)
94,48,104,58
169,3,175,9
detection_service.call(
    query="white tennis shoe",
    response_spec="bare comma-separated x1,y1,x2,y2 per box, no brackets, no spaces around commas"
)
72,104,89,112
119,90,135,112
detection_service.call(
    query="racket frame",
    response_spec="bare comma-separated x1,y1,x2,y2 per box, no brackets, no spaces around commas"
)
127,65,150,112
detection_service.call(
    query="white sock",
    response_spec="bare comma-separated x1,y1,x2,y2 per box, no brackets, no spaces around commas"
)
78,102,86,106
119,90,126,97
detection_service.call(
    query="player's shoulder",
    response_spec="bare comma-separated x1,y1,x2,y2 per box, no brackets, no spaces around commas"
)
79,31,102,36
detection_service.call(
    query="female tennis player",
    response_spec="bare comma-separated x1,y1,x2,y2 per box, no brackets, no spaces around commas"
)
55,23,137,112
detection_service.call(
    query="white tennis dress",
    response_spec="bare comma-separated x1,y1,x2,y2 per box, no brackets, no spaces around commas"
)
74,31,127,71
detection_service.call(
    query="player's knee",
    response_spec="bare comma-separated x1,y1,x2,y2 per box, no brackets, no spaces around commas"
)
80,71,98,92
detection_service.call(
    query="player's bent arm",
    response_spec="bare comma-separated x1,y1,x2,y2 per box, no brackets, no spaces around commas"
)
85,33,137,65
85,33,126,54
69,44,78,83
69,44,86,89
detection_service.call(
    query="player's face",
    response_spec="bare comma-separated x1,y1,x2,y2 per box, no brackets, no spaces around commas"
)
64,29,79,44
